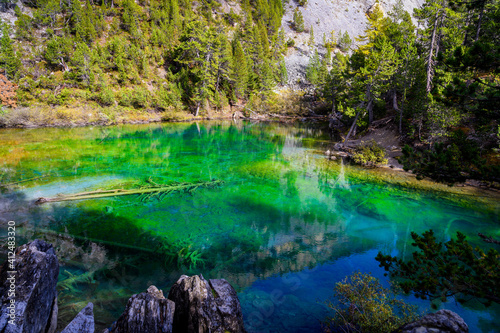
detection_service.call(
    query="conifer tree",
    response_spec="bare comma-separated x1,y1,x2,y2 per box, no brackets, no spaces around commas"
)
306,49,321,84
0,23,21,79
232,39,248,98
70,42,95,87
44,35,72,71
175,22,219,116
344,35,398,140
122,0,141,38
258,21,270,56
356,1,386,54
308,25,315,48
338,30,352,51
292,9,304,33
169,0,181,30
414,0,462,93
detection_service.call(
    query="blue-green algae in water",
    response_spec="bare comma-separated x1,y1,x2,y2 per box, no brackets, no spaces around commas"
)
0,121,499,332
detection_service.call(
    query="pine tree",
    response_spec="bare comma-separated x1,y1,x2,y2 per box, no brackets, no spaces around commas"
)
122,0,142,38
414,0,463,93
356,1,386,55
70,42,95,87
174,22,219,115
306,49,321,84
0,23,21,79
44,36,72,71
344,35,398,141
338,31,352,51
258,21,270,56
232,39,248,98
308,25,315,48
169,0,181,30
292,9,304,33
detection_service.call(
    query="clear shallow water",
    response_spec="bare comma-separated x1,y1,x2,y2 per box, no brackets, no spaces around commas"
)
0,121,499,332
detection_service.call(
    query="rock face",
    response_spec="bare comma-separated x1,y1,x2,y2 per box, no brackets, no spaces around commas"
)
0,239,59,333
109,285,175,333
168,274,245,333
398,309,469,333
281,0,424,87
60,302,95,333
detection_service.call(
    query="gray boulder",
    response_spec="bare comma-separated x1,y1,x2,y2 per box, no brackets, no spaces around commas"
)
398,309,469,333
109,285,175,333
167,274,245,333
0,239,59,333
60,302,94,333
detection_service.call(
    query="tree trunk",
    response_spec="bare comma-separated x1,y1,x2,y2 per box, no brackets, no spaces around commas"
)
392,90,404,135
426,11,440,93
475,1,485,42
344,109,362,144
462,11,472,45
366,84,374,124
215,70,220,113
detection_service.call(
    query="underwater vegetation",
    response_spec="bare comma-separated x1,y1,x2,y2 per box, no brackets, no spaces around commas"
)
0,121,499,332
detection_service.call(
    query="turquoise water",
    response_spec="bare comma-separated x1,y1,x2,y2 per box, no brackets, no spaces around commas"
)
0,121,499,332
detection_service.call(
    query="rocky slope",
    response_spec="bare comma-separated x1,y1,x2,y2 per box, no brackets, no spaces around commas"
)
281,0,424,87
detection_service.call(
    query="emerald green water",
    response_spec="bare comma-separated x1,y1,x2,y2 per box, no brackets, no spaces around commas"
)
0,121,499,332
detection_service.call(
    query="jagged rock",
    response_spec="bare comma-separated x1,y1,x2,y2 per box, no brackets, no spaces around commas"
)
398,310,469,333
0,239,59,333
60,302,94,333
168,274,245,333
232,111,244,119
109,285,175,333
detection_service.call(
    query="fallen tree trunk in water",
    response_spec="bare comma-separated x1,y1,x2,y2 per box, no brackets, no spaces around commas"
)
35,179,223,204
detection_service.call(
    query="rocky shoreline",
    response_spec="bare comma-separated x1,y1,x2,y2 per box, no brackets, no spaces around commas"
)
0,240,470,333
0,240,246,333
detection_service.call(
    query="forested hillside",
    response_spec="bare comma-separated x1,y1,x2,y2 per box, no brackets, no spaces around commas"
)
303,0,499,182
0,0,286,114
0,0,499,182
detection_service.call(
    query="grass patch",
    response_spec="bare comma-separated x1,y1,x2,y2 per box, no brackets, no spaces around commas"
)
0,104,165,127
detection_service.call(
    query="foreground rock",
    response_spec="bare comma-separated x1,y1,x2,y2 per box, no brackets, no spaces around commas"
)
60,302,94,333
0,239,59,333
168,274,245,333
108,286,175,333
398,309,468,333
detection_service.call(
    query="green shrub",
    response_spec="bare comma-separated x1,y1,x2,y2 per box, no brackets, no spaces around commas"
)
352,140,388,166
117,89,132,107
324,272,420,333
154,83,183,110
338,30,352,52
130,86,150,108
399,130,500,183
292,9,305,33
97,86,115,106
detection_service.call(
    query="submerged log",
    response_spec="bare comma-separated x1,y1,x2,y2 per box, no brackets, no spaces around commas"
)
35,179,223,204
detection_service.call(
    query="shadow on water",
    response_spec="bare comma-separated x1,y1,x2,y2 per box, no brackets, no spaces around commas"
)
0,185,379,332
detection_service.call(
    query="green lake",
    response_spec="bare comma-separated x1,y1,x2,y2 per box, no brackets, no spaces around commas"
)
0,121,499,332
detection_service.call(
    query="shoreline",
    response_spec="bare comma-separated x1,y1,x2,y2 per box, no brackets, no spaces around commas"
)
0,104,328,129
2,108,499,197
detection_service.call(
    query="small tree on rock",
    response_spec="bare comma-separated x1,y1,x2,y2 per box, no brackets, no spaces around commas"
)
292,9,305,33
